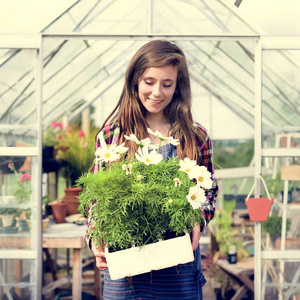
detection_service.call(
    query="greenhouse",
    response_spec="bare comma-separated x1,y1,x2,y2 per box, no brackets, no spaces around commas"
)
0,0,299,299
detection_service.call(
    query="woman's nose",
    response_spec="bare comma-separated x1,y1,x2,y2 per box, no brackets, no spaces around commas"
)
152,83,162,97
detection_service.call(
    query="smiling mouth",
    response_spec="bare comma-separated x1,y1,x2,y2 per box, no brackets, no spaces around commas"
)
148,98,163,103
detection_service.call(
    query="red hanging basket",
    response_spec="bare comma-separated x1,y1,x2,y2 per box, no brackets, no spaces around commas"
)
245,175,273,222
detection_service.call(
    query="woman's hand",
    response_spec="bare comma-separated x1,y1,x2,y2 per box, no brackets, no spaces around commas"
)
190,224,201,251
92,243,108,271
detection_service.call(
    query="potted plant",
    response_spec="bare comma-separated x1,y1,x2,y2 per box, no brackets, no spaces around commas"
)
8,163,32,231
77,129,213,280
0,207,18,227
55,125,97,215
48,199,68,224
212,198,241,263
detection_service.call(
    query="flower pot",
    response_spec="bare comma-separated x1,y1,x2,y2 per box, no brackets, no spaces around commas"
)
0,214,16,227
64,187,82,216
245,175,273,222
51,202,68,223
42,218,50,233
105,233,194,280
245,197,273,222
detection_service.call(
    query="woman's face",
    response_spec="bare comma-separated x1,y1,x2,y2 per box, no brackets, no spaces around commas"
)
138,65,177,118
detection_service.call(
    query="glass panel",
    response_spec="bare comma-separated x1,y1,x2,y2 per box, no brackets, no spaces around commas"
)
0,259,36,299
261,260,300,299
0,156,39,250
0,128,37,147
260,162,300,249
0,49,37,125
262,50,300,149
43,0,148,34
42,0,258,35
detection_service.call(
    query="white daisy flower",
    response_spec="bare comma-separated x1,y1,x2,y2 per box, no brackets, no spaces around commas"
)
124,134,152,147
115,144,129,155
186,186,206,209
96,147,120,163
179,157,198,179
191,165,213,190
95,131,128,163
147,128,179,146
135,145,163,166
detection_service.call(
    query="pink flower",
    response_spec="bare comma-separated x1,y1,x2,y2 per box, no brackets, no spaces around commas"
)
50,121,63,129
79,130,85,138
20,173,31,184
57,133,61,140
8,163,14,169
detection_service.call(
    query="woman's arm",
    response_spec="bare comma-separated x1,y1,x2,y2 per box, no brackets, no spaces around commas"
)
194,123,218,233
85,122,119,269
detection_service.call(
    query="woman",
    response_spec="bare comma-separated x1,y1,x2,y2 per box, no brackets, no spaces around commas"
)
87,39,218,299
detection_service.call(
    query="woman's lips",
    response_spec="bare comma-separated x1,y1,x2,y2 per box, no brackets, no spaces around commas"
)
148,98,163,104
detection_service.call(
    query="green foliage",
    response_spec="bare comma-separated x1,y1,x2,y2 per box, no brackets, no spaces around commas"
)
263,172,284,198
262,215,291,236
214,140,254,169
0,208,18,215
214,199,239,256
57,127,98,186
77,157,204,251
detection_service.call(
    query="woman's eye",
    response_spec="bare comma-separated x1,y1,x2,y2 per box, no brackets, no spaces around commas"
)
163,84,172,88
145,81,153,85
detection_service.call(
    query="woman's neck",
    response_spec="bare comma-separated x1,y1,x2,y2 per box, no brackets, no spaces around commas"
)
146,114,171,140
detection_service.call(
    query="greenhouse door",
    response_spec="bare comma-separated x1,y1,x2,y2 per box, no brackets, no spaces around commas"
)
0,35,43,299
255,36,300,300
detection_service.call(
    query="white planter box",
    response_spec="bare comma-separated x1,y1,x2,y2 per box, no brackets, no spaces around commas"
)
105,233,194,280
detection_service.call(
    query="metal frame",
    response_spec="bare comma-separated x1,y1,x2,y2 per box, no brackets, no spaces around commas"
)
0,34,43,299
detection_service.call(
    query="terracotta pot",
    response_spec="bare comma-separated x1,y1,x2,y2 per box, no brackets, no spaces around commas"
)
51,202,68,223
245,175,273,222
64,187,82,216
245,197,273,221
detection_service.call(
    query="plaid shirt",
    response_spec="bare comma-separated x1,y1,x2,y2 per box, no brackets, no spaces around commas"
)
87,121,218,247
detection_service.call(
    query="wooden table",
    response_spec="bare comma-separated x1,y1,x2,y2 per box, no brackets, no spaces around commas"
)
0,222,87,299
43,223,87,300
217,257,254,300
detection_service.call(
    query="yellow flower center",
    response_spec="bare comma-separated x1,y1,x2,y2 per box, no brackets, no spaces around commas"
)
185,168,190,172
146,158,150,163
198,176,204,182
191,194,196,200
105,153,111,158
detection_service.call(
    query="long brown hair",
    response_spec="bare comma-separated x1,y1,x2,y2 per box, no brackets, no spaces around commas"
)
99,39,204,160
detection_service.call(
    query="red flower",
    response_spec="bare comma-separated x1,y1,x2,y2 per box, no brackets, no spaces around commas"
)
57,133,61,140
60,146,67,152
20,173,31,184
50,121,63,129
79,130,85,138
56,122,63,129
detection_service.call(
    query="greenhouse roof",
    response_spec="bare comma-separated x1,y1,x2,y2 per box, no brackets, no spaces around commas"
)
0,0,299,140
